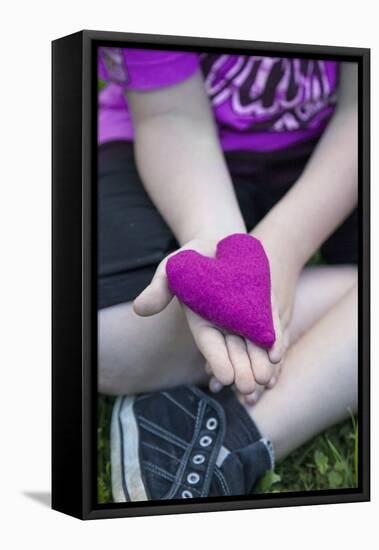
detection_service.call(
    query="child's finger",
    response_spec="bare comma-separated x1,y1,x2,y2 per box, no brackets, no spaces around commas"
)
283,328,290,351
267,358,284,388
244,391,259,406
243,381,266,405
246,340,273,386
225,335,256,394
204,362,213,375
268,296,284,364
193,324,235,386
267,376,277,389
133,258,173,316
209,376,223,393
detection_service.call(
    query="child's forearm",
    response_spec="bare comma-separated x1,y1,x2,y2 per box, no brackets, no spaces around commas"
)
253,63,358,271
129,73,245,246
133,115,245,244
254,108,357,269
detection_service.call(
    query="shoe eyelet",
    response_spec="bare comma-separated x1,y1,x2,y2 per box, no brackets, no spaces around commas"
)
192,453,205,465
206,417,218,430
199,435,212,447
187,472,200,485
181,490,193,498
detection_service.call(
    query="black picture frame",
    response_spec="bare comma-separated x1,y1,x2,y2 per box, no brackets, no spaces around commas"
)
52,30,370,520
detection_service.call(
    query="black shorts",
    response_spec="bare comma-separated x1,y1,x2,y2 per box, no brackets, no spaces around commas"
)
98,140,358,310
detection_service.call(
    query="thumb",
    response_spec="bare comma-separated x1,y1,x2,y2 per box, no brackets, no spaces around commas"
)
267,292,285,364
133,258,174,316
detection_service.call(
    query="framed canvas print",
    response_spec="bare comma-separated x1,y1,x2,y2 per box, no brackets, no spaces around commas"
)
52,30,370,520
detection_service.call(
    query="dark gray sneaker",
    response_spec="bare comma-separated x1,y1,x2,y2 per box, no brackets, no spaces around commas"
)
111,385,274,502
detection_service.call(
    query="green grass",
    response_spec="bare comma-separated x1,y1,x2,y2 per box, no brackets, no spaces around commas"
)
98,395,115,504
98,79,107,91
97,394,357,503
256,412,358,494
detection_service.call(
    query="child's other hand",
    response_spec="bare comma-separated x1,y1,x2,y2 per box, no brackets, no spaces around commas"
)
134,239,285,395
185,298,283,395
234,227,302,404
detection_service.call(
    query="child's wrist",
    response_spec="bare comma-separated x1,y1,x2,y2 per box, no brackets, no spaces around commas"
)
177,221,247,248
250,225,305,275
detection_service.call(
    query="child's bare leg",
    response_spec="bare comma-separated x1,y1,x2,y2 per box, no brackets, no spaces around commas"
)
98,297,207,394
289,265,357,344
250,283,358,461
98,265,356,395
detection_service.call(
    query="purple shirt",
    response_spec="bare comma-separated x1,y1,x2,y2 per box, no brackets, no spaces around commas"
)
98,48,338,153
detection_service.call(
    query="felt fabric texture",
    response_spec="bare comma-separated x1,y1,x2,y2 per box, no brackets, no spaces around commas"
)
166,234,276,348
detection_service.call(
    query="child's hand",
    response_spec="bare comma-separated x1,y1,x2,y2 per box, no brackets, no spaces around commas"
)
184,294,283,395
133,239,285,395
234,227,302,404
133,239,217,318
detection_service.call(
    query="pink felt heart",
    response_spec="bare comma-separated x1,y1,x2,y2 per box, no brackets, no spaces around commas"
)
166,233,275,348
